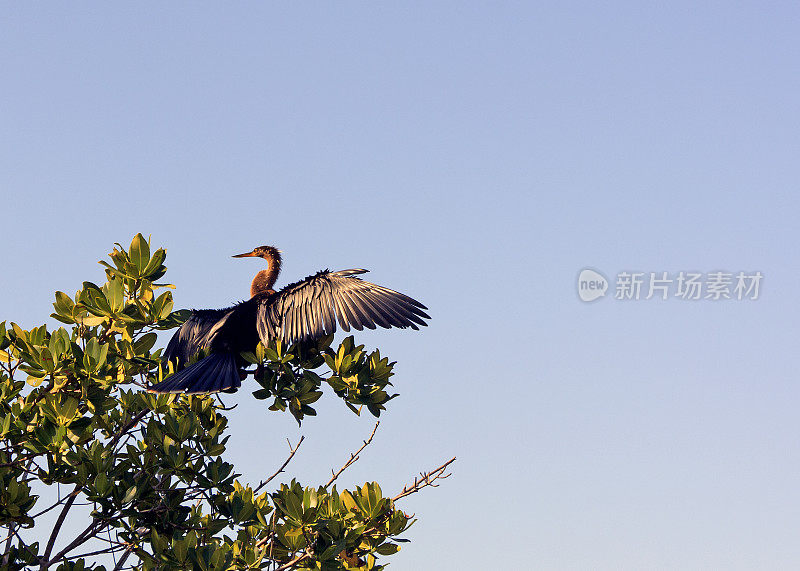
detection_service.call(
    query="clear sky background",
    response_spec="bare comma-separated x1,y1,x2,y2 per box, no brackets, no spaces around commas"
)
2,3,800,569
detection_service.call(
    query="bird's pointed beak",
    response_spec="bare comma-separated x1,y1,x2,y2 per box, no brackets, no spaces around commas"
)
232,250,257,258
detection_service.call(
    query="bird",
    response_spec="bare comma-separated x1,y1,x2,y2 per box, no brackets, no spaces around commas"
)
148,246,429,394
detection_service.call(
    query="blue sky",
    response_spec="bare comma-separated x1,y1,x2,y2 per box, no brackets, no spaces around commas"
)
2,3,800,569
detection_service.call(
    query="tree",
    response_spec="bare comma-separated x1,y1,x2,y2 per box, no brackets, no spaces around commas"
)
0,234,454,570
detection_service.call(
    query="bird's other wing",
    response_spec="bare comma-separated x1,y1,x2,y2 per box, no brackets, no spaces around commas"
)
256,269,430,345
162,307,238,369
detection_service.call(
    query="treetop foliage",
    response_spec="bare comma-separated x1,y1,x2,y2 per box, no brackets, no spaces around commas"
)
0,234,453,571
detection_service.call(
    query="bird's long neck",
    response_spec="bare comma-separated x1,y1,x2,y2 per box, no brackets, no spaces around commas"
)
250,255,281,297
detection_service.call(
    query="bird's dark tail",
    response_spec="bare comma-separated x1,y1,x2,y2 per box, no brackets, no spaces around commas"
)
148,353,242,394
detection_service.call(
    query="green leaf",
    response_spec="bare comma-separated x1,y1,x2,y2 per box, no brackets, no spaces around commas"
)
122,485,138,504
48,327,71,358
78,314,106,327
155,309,192,330
11,322,28,343
240,351,258,364
99,260,133,280
94,472,110,496
53,291,76,318
103,277,125,312
151,528,167,553
173,537,188,562
129,233,151,274
40,347,56,373
252,388,271,400
82,338,107,372
58,397,79,423
142,247,166,278
341,491,358,512
299,391,322,404
133,332,158,355
375,543,400,555
80,282,113,317
151,291,174,321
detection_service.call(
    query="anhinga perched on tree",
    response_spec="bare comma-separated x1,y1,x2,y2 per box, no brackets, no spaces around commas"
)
148,246,429,394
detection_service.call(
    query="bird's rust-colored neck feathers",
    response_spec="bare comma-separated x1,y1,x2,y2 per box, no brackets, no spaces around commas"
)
250,251,281,297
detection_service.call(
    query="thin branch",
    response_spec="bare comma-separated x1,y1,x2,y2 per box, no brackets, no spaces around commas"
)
214,393,238,411
107,524,117,568
111,432,136,456
30,485,83,519
41,518,105,569
109,409,149,449
274,550,311,571
112,547,134,571
326,421,380,487
254,436,305,494
0,454,40,469
71,545,125,559
1,524,12,549
268,510,277,567
91,532,127,547
392,457,456,502
2,523,29,565
2,523,14,567
40,484,81,569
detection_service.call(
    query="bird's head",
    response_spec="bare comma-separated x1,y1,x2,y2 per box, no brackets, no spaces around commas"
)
234,246,282,296
233,246,282,262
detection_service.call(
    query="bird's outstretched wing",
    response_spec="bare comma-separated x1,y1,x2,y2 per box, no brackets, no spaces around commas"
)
256,269,430,345
162,307,237,369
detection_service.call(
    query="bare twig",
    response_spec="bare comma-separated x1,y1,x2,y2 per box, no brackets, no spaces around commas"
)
214,393,238,411
274,550,311,571
71,545,125,559
392,457,456,502
326,421,380,487
254,436,305,494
